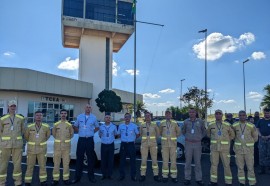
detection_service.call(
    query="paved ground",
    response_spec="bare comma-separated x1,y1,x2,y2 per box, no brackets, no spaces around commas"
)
4,153,270,186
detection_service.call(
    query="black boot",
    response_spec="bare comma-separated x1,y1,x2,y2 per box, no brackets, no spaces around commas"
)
153,175,160,182
139,175,146,182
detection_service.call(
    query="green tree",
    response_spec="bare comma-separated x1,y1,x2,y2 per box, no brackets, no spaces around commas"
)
95,89,123,113
181,86,214,119
136,101,146,118
261,84,270,108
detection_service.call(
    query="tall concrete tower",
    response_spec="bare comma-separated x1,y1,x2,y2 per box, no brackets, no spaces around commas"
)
61,0,134,118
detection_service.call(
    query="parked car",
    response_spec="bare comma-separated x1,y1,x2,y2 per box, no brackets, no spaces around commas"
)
23,123,121,166
135,121,211,160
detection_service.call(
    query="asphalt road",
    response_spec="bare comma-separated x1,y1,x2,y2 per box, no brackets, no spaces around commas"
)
5,153,270,186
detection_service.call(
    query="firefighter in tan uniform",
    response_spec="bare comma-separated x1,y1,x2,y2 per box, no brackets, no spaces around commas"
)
0,100,24,186
24,111,51,186
182,108,205,186
52,109,74,186
139,111,160,182
160,110,181,183
207,109,235,186
232,110,258,186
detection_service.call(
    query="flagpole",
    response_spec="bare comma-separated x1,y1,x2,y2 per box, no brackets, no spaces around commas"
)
133,0,137,122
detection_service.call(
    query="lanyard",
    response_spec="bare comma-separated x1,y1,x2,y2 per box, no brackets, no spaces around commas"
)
166,121,171,131
85,115,90,126
105,124,111,134
9,115,15,126
35,123,41,134
191,120,195,129
216,122,222,131
239,123,247,135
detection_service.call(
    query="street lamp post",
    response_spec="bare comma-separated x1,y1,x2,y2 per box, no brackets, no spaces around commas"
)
198,29,208,121
243,59,249,112
180,79,185,109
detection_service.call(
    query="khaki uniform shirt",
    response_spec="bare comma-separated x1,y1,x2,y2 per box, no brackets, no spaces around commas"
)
159,120,181,147
0,114,24,148
24,123,51,154
207,121,235,152
140,121,160,147
232,122,258,154
182,118,206,143
52,120,74,150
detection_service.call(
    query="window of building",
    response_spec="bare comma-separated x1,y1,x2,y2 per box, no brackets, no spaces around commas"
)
85,0,116,23
63,0,84,18
27,102,75,127
117,1,134,25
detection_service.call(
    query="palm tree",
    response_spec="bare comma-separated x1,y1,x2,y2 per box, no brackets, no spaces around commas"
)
261,84,270,108
136,101,146,118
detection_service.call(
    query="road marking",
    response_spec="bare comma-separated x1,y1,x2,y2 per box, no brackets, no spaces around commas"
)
9,161,103,176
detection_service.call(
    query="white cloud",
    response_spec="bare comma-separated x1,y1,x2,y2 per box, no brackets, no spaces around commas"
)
146,101,174,107
125,69,139,76
3,51,15,56
159,88,175,94
217,99,236,104
143,93,161,99
251,52,266,60
207,89,213,92
247,91,263,99
112,60,120,76
58,57,79,70
193,32,255,61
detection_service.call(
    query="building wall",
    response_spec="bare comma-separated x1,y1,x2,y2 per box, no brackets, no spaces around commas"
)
79,35,113,120
0,91,89,126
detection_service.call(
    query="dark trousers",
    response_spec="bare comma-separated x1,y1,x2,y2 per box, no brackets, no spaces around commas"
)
259,139,270,167
254,141,259,165
101,143,115,177
119,142,136,177
75,137,95,180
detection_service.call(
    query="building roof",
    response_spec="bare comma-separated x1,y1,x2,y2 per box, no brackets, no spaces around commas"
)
0,67,93,98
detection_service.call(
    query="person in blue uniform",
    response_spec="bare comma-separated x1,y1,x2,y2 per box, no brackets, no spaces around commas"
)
99,113,117,180
72,104,99,184
117,113,140,182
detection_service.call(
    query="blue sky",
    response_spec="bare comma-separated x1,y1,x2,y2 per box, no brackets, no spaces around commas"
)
1,0,269,115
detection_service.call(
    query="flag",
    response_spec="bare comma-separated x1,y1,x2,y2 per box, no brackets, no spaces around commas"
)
132,0,136,14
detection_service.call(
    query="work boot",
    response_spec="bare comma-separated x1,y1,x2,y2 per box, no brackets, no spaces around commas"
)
184,179,191,185
40,181,48,186
239,183,245,186
208,182,217,186
139,175,145,182
225,184,232,186
25,184,31,186
196,180,204,186
63,180,72,185
153,175,160,182
172,178,178,183
51,180,59,186
162,177,168,183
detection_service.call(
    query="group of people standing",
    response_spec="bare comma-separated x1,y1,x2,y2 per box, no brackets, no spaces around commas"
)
1,100,270,186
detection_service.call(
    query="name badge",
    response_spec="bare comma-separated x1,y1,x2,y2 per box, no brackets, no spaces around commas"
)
10,126,14,131
106,133,109,137
36,133,40,138
166,130,170,135
83,125,87,129
217,131,222,136
125,132,128,136
147,132,149,136
191,129,195,134
241,134,244,139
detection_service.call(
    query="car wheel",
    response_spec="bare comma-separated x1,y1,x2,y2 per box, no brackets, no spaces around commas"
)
176,143,185,160
201,137,210,153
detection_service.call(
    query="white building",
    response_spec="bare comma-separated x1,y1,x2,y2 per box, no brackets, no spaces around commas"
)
0,67,142,126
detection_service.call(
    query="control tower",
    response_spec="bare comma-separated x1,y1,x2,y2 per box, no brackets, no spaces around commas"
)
61,0,134,117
